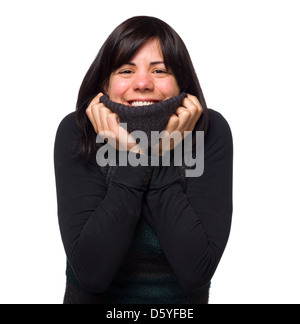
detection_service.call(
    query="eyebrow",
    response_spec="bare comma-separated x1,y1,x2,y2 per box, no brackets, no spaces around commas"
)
126,61,165,66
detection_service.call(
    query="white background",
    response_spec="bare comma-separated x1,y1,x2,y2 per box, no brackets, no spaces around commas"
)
0,0,299,304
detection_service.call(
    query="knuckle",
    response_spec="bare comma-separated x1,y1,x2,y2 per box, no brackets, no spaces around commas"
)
99,107,107,116
100,106,111,115
90,105,98,115
189,94,198,101
182,110,191,118
86,107,91,115
108,112,117,119
92,102,105,111
90,103,98,110
190,104,198,113
170,115,180,124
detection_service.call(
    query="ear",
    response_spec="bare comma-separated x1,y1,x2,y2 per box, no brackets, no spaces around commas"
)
103,83,109,96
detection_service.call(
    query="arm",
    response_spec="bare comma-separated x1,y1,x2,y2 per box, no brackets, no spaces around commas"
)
54,113,149,292
145,110,233,289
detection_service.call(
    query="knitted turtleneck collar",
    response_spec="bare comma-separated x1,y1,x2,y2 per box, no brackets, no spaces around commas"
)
100,92,187,139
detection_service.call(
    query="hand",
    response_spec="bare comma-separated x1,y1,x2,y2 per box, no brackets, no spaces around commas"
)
85,93,138,152
157,94,203,155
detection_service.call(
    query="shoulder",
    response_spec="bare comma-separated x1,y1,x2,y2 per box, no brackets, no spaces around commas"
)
205,109,233,146
55,112,81,145
56,112,79,137
54,112,80,157
207,109,232,137
201,109,233,164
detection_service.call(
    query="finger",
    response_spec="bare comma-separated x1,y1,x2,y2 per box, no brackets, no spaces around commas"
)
99,106,112,132
86,107,98,133
161,114,183,152
181,97,198,115
180,95,203,131
91,103,107,133
106,112,120,135
185,94,203,117
106,112,137,151
86,92,103,114
164,114,179,133
177,97,198,117
176,108,192,132
90,92,103,107
173,106,187,116
86,93,104,133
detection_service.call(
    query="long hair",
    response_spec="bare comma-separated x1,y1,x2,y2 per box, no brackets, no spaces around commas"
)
75,16,209,159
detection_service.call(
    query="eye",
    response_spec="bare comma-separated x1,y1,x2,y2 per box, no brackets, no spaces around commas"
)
154,69,166,74
119,70,133,74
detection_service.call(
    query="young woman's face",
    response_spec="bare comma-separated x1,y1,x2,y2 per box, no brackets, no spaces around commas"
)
106,39,180,106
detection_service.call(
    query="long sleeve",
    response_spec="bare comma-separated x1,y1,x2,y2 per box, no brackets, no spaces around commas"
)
145,109,233,290
54,113,149,292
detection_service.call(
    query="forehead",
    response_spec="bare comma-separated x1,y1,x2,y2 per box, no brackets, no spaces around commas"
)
129,38,163,63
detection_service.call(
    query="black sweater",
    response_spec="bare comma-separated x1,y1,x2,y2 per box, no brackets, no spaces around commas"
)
54,109,233,304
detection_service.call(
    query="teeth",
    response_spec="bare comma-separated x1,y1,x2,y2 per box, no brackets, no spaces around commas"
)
131,101,155,107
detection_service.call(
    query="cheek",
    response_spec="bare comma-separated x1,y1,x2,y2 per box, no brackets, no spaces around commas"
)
107,78,130,101
157,78,180,97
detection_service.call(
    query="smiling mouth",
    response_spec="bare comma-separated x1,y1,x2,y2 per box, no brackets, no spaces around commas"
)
127,100,161,107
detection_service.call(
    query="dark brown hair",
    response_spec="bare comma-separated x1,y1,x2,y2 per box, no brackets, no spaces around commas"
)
75,16,209,158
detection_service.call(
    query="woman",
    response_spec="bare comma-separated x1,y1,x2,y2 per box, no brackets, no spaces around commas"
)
54,16,233,304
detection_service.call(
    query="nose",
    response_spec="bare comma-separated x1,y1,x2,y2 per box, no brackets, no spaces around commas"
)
132,72,154,91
